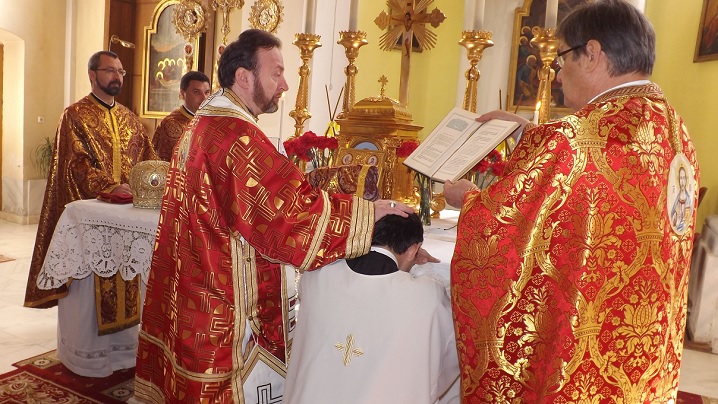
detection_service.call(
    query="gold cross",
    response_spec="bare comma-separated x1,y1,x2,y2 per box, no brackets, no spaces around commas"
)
378,75,389,99
211,0,244,44
335,334,364,366
374,0,446,106
374,0,446,53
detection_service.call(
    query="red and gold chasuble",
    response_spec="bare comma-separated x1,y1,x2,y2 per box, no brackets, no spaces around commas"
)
134,89,374,403
452,83,699,403
152,105,193,162
24,94,156,319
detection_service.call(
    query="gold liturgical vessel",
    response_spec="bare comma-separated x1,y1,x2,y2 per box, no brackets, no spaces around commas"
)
335,77,422,203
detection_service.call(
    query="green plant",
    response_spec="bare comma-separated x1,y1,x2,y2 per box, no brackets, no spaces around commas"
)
34,136,53,175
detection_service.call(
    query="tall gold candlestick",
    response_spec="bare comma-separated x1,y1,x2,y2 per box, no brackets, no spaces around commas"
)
337,30,368,119
530,27,559,124
459,30,494,113
289,33,322,138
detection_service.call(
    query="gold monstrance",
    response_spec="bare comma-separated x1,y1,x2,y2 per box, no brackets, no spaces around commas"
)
374,0,446,106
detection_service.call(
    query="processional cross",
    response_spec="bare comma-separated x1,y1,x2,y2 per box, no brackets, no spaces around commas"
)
374,0,446,106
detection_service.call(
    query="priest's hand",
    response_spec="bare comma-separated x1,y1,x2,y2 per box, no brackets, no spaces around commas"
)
444,179,477,208
477,110,532,144
111,183,132,196
476,109,530,126
374,199,412,221
415,247,440,265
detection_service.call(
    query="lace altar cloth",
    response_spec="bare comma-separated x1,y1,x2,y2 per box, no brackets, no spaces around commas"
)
37,199,160,289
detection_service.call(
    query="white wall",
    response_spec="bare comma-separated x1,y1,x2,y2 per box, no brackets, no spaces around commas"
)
0,1,68,221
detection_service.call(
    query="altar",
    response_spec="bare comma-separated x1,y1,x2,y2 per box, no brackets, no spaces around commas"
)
37,199,160,377
410,210,459,295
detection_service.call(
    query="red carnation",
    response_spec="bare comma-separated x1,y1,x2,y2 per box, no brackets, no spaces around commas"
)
397,140,419,158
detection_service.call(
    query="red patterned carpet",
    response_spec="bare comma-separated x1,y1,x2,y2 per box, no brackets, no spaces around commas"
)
0,350,714,403
0,350,133,403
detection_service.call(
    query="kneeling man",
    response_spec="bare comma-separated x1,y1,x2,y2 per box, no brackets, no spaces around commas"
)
284,213,459,404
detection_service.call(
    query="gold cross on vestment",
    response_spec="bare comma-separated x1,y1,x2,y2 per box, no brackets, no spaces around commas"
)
374,0,446,106
335,334,364,366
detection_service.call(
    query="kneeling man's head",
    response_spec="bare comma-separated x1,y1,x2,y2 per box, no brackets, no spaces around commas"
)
372,213,423,272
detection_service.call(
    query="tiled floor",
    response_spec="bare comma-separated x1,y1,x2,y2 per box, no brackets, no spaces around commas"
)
1,219,718,398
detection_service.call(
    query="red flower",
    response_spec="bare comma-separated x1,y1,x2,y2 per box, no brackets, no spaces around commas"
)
491,160,507,177
396,140,419,158
472,159,490,173
283,131,337,166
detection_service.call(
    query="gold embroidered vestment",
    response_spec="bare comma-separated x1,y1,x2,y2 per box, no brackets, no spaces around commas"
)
134,89,374,403
451,83,699,403
151,105,193,161
24,94,156,335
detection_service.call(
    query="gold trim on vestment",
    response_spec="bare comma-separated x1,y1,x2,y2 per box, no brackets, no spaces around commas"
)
345,197,374,258
133,375,167,404
138,331,234,382
298,190,332,272
231,235,246,403
197,88,259,125
240,345,287,380
94,273,141,335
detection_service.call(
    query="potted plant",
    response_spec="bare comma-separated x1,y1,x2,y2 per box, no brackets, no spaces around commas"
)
34,136,53,176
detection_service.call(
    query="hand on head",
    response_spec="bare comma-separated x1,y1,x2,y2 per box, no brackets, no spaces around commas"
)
373,199,412,222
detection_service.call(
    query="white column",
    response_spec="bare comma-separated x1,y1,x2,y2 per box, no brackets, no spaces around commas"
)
625,0,646,12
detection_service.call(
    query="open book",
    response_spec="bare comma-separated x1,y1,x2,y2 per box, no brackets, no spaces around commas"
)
403,107,520,183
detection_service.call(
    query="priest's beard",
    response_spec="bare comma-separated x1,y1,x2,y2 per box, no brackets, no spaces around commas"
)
252,76,279,114
100,80,122,97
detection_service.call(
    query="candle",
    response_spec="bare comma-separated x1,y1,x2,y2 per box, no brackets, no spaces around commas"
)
533,101,541,124
473,0,486,31
545,0,558,29
349,0,359,31
305,0,317,34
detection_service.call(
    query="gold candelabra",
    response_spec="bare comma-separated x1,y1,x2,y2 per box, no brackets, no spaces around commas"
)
530,27,560,124
337,30,368,119
289,33,322,138
459,30,494,113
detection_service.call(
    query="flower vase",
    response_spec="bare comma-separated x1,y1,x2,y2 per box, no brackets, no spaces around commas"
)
393,158,417,206
416,173,432,226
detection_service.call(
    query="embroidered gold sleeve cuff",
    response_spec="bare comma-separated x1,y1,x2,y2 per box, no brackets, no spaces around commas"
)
345,196,374,259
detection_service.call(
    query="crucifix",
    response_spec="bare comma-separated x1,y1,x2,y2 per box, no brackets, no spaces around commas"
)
374,0,446,106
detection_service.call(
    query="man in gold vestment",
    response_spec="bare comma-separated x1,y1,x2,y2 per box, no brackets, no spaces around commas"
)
152,70,211,161
133,29,415,403
445,1,699,402
23,51,156,376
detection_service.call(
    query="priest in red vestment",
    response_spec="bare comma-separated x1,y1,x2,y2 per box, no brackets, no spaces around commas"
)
444,1,699,402
133,29,414,403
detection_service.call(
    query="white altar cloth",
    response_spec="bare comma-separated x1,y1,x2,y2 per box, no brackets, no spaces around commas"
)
411,211,459,296
37,199,160,289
